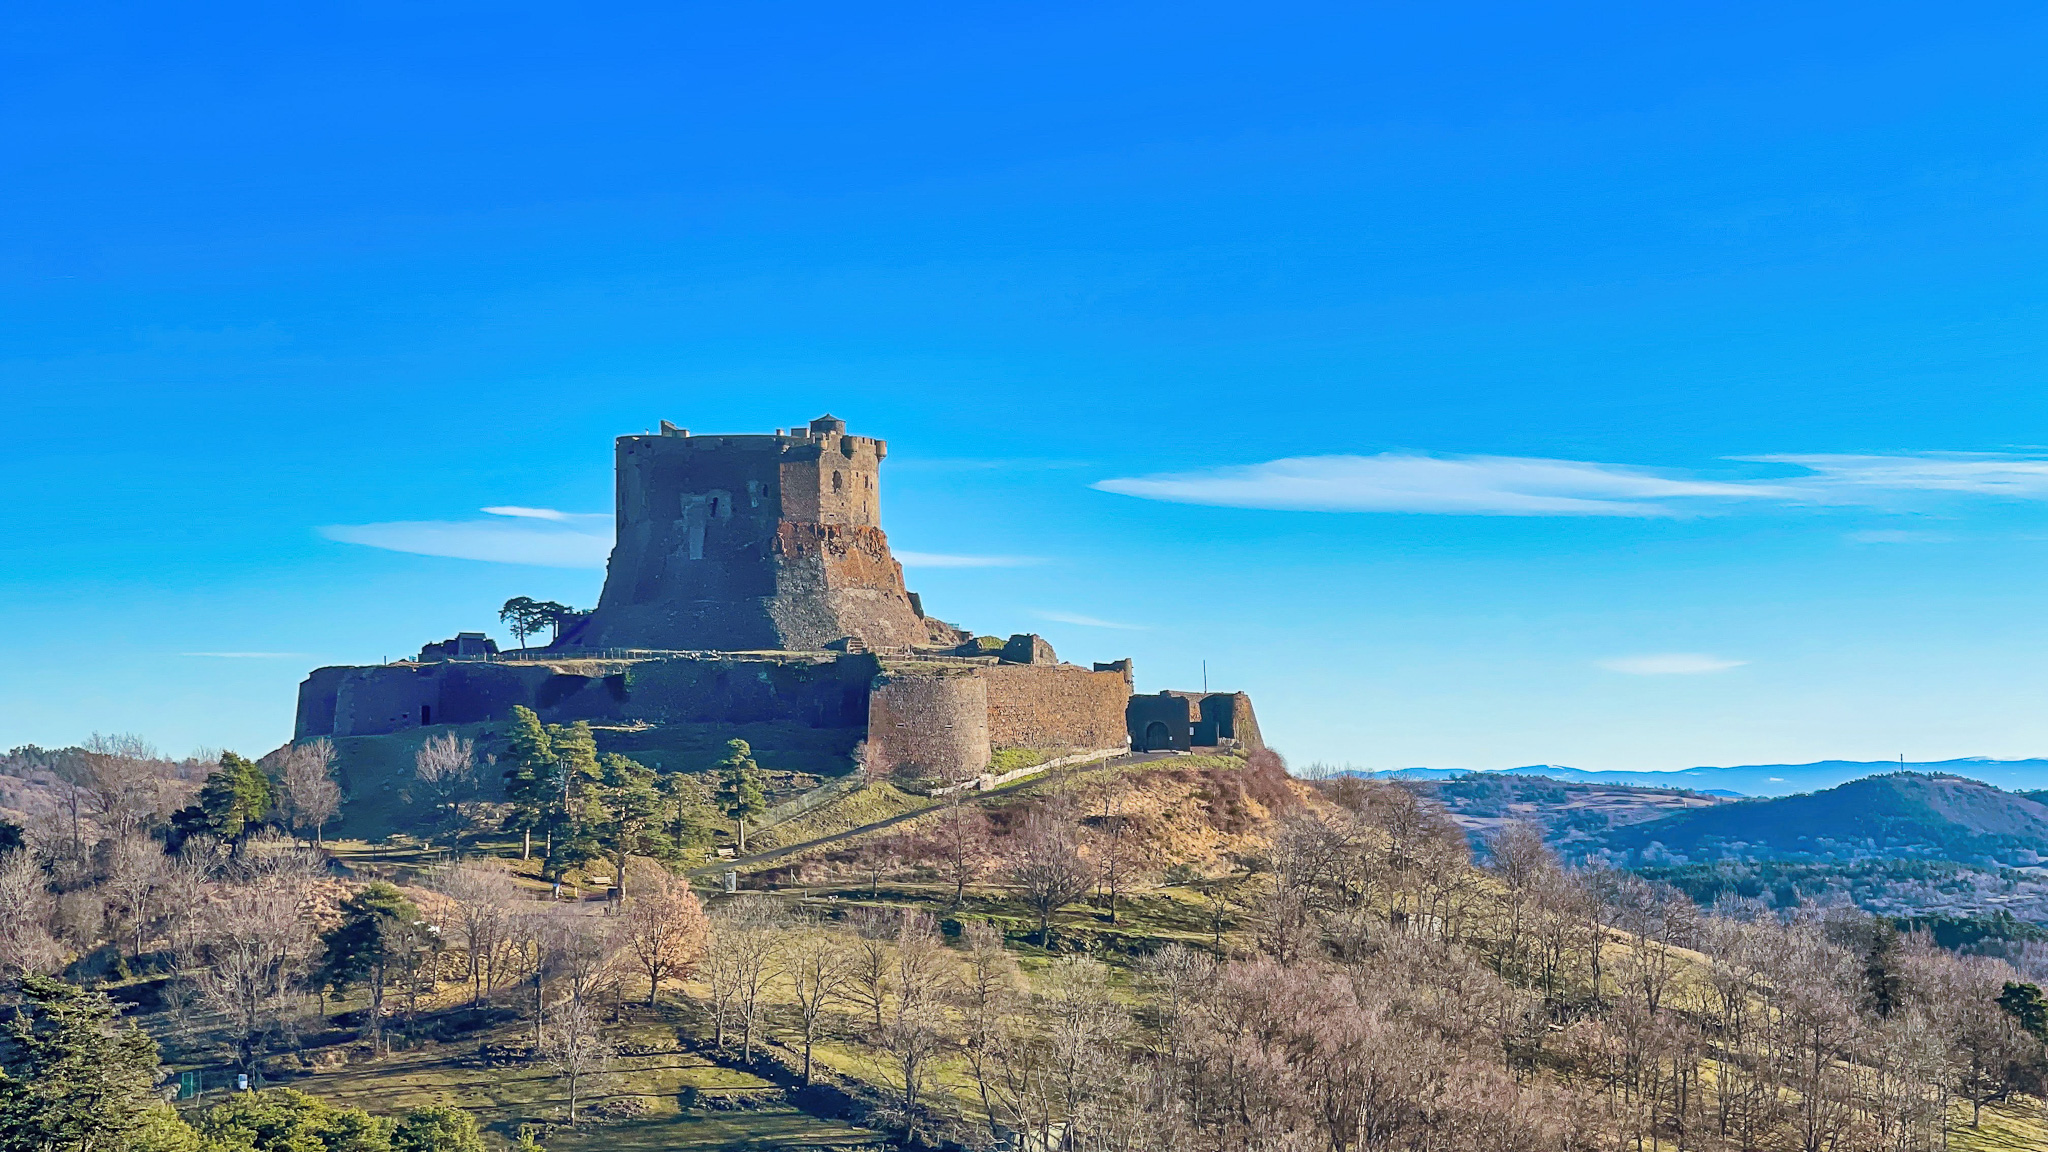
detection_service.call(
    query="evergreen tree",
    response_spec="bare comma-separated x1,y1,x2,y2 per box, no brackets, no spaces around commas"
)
192,1087,386,1152
319,884,431,1054
182,752,275,846
497,596,548,649
1862,918,1905,1018
594,753,666,895
713,740,768,853
0,975,193,1152
659,772,717,859
541,721,601,861
1999,981,2048,1042
389,1104,485,1152
499,706,553,859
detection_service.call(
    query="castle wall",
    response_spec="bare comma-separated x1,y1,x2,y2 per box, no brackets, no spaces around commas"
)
865,670,989,783
332,665,443,737
296,653,879,740
295,666,348,740
981,663,1132,755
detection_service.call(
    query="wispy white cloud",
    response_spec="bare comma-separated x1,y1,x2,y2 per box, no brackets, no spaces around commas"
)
1743,453,2048,499
322,507,611,568
897,552,1044,569
1598,653,1747,675
1036,609,1146,630
182,651,310,659
480,505,588,521
1096,450,2048,518
1094,453,1785,517
1846,528,1954,544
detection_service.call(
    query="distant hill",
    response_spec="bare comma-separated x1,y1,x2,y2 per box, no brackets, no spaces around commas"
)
1368,757,2048,797
1401,773,1732,852
1596,772,2048,867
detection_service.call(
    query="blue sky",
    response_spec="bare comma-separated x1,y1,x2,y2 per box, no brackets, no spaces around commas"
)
11,2,2048,770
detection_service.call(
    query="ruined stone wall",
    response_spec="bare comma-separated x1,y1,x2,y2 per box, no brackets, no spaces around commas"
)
765,522,925,650
296,652,879,740
981,663,1131,755
866,670,989,783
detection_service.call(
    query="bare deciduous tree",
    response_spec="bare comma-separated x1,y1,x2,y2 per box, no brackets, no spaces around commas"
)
781,921,855,1083
1008,809,1093,947
0,850,61,976
621,866,708,1005
277,739,342,846
706,894,783,1062
539,993,614,1124
103,831,169,958
430,859,520,1003
845,905,895,1038
411,732,477,842
187,880,318,1079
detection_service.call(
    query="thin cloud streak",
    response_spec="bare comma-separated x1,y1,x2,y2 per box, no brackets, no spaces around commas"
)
1095,453,1784,517
481,505,595,521
897,551,1043,568
1599,653,1747,675
182,652,310,659
1036,609,1146,630
1097,450,2048,517
1742,453,2048,499
322,506,611,568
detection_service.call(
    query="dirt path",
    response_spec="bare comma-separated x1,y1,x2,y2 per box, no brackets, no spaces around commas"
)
690,751,1178,876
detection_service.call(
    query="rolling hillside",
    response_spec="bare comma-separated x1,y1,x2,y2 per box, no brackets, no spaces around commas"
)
1373,756,2048,796
1598,772,2048,866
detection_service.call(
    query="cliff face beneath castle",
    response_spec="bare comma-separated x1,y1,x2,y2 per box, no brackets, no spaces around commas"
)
570,416,932,652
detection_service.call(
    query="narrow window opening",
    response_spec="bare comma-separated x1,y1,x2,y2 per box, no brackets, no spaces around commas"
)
421,704,433,725
832,471,843,491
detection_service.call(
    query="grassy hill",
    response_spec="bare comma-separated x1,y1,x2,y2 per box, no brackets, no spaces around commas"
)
1600,771,2048,866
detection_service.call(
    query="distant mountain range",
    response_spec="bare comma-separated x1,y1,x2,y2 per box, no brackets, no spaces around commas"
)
1367,758,2048,798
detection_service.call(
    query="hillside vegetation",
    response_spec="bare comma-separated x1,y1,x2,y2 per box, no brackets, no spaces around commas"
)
5,739,2048,1152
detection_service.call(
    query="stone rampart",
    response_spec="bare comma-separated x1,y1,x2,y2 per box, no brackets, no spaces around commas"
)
865,669,989,783
981,663,1132,756
296,652,880,740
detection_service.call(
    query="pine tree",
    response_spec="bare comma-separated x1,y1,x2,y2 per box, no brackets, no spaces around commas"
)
500,706,553,859
319,883,431,1054
1999,981,2048,1042
0,976,193,1152
594,753,665,895
543,721,601,861
1863,918,1905,1018
185,751,275,847
713,740,768,853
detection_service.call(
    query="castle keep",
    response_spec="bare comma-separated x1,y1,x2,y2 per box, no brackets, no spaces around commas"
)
569,415,946,652
295,416,1259,783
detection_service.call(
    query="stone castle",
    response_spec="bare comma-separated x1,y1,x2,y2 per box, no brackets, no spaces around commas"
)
295,415,1259,782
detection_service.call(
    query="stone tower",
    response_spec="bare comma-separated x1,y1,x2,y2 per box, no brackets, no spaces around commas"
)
569,415,937,652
